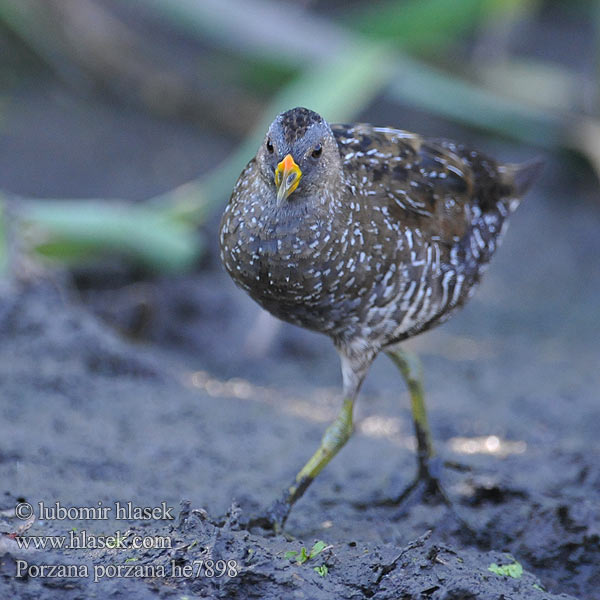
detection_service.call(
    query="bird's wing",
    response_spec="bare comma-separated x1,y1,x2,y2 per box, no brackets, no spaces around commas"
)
331,123,512,247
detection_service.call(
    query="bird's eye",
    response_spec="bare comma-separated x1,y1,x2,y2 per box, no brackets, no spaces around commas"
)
266,139,274,154
311,144,322,159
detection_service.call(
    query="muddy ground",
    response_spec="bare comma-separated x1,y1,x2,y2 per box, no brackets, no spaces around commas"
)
1,71,600,598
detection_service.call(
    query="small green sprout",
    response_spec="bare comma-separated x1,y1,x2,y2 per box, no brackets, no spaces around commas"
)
314,564,328,577
488,560,523,578
309,541,328,557
285,540,329,565
299,546,309,564
125,557,137,563
533,583,545,591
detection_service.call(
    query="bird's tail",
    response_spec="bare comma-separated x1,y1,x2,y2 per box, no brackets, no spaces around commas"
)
498,158,544,212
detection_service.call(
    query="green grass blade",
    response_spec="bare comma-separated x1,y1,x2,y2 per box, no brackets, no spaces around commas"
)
22,200,200,272
387,55,561,147
348,0,491,51
131,0,348,68
348,0,541,53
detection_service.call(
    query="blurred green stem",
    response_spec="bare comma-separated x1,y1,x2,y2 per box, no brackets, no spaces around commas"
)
21,199,201,272
387,55,562,147
349,0,503,53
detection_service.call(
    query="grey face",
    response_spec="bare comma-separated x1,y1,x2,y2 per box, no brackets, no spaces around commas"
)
256,108,342,203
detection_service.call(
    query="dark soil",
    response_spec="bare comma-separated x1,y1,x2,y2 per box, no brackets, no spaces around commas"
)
1,64,599,600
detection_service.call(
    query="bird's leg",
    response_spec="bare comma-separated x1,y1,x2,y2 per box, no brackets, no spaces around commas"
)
249,350,369,534
290,398,354,496
386,347,449,504
387,348,434,477
381,347,477,535
249,398,354,533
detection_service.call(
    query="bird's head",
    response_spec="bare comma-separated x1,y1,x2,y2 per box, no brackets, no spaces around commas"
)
256,107,342,205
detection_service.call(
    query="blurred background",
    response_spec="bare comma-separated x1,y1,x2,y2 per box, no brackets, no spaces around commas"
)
0,0,597,382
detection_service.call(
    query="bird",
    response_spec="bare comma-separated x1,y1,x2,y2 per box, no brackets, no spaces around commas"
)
219,106,542,531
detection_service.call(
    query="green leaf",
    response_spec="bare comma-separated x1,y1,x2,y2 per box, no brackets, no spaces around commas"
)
298,547,309,564
309,541,328,559
314,564,328,577
349,0,543,54
284,551,298,561
488,560,523,578
386,55,559,148
349,0,492,53
23,199,201,273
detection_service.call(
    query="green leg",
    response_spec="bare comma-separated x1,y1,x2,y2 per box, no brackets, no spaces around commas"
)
386,347,435,478
288,398,354,503
248,348,374,533
384,346,457,506
251,398,355,532
384,348,476,533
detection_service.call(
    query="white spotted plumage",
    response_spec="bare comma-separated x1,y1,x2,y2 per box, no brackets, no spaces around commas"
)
220,110,541,380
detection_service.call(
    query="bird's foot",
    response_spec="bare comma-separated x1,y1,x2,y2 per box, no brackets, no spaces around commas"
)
376,456,448,508
245,494,292,536
391,469,450,509
375,457,477,536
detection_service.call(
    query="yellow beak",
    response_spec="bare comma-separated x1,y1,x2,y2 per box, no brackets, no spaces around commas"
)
274,154,302,203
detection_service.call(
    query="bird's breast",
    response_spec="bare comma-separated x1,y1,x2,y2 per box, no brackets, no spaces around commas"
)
220,184,414,339
221,199,360,333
